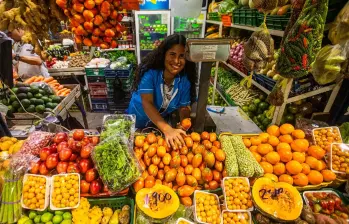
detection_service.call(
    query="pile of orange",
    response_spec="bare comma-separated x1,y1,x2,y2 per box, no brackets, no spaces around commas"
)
244,124,337,187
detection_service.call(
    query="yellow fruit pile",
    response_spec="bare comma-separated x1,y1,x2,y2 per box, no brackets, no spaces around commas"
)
51,174,80,208
331,144,349,174
222,211,250,224
22,175,47,210
195,192,221,224
313,127,342,152
244,124,337,187
223,178,253,211
0,136,23,154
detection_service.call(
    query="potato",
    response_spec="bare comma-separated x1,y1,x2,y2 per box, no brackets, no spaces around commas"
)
314,214,337,224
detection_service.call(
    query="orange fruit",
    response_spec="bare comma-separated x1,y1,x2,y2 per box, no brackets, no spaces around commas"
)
305,156,319,169
243,139,251,148
249,146,258,152
315,160,327,171
321,170,336,182
250,137,262,146
267,125,280,137
293,173,309,186
292,129,305,139
307,170,323,185
268,136,280,147
257,144,273,155
279,150,293,163
292,152,306,163
273,162,286,176
252,152,262,163
286,160,303,175
277,142,291,153
278,174,293,185
301,163,311,175
279,135,294,144
264,173,278,182
265,151,280,165
259,133,270,143
260,162,273,174
291,139,309,152
307,145,325,160
280,123,295,135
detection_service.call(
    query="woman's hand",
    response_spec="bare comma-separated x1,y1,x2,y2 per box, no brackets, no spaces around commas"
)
163,127,186,150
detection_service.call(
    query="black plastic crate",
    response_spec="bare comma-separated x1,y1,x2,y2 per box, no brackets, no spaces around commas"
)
257,13,290,31
232,8,260,27
105,65,133,78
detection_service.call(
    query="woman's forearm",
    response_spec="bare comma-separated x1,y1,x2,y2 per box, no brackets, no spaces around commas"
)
142,100,172,132
19,55,42,65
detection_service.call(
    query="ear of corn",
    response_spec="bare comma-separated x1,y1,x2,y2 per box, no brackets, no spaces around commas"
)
221,136,239,176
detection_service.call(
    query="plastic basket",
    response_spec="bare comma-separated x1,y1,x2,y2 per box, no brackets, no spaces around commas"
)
91,98,109,112
105,65,133,78
50,173,80,210
106,77,133,92
21,174,50,211
89,82,108,97
194,190,221,224
329,143,349,175
312,126,343,151
88,197,135,224
85,67,105,76
222,177,253,212
232,8,260,27
221,210,252,224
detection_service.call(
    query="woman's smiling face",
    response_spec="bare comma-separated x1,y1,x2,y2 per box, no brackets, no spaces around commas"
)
164,44,186,78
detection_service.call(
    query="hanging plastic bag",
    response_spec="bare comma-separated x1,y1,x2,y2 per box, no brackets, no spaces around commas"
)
328,1,349,45
312,42,348,85
218,0,238,15
267,77,287,106
250,0,279,11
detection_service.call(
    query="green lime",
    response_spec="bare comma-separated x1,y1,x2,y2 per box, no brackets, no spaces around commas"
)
52,215,63,224
62,212,72,220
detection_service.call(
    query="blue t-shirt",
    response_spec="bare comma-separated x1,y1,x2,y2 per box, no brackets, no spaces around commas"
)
127,69,191,128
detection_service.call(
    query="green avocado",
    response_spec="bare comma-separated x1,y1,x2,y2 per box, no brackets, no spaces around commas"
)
26,105,35,113
17,93,27,100
51,96,61,103
18,107,24,113
45,102,53,109
35,99,44,105
21,99,31,108
38,89,45,95
41,96,50,103
258,102,269,110
18,87,30,93
11,87,18,94
7,105,14,113
30,86,39,94
30,98,37,105
27,92,33,99
9,95,17,102
12,101,20,109
35,105,45,114
51,103,58,109
34,93,43,99
2,99,9,105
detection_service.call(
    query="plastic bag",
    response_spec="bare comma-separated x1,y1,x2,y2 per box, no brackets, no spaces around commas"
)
218,0,237,15
91,134,141,194
0,170,23,224
250,0,279,11
312,43,348,85
328,1,349,45
101,114,135,146
266,78,287,106
295,118,328,140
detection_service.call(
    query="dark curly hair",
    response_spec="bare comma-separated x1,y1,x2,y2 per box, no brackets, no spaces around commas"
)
133,34,197,104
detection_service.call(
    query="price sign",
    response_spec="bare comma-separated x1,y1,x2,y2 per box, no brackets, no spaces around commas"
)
221,15,231,27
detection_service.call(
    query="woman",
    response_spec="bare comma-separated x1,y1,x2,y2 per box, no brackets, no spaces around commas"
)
128,34,197,149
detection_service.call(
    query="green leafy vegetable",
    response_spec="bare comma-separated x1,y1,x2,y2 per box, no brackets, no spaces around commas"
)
339,122,349,144
101,119,133,141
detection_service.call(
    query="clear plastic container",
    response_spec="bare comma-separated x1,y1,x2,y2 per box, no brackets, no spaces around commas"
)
176,218,195,224
50,173,80,210
91,134,141,194
221,210,252,224
312,126,343,151
21,174,50,211
329,143,349,174
221,177,253,212
194,190,221,224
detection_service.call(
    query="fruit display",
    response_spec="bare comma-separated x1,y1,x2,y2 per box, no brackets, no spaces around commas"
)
69,54,90,68
135,184,179,220
46,45,71,60
256,51,281,81
330,143,349,174
194,191,221,224
72,197,131,224
228,39,247,75
244,124,337,187
5,82,62,114
304,191,348,223
56,0,125,48
222,177,253,211
207,86,228,106
140,40,162,50
0,136,23,156
221,135,263,177
24,76,71,97
19,210,72,224
132,131,227,200
241,97,272,130
51,173,80,209
222,211,251,224
313,127,343,152
22,174,49,210
252,177,303,221
101,115,135,140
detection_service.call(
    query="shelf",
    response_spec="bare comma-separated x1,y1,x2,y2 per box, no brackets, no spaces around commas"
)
100,48,135,52
210,82,232,106
206,20,284,37
221,61,271,95
286,84,336,103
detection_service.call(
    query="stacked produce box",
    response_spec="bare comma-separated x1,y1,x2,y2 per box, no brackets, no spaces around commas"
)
86,73,109,112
